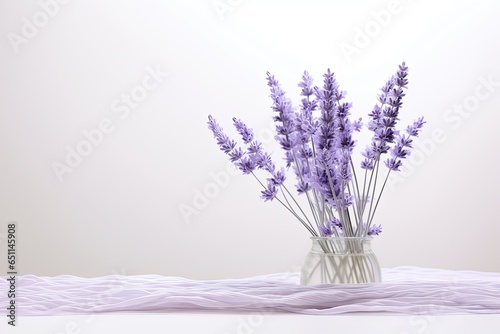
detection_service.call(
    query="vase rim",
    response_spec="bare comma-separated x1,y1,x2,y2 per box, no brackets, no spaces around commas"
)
310,236,373,240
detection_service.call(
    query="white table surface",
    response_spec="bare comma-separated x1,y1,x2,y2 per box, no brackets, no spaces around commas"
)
1,266,500,333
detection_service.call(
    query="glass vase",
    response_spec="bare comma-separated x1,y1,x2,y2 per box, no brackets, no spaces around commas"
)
300,237,381,285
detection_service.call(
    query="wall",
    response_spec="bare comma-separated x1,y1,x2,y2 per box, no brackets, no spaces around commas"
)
0,0,499,278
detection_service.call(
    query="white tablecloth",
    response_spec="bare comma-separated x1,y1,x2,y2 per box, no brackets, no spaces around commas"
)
1,266,500,316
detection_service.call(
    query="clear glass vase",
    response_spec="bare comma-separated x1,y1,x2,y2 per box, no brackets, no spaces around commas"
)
300,237,381,285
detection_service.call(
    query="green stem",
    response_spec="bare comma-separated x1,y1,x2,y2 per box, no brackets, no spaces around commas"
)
281,184,317,234
366,158,381,236
367,168,392,229
251,172,317,236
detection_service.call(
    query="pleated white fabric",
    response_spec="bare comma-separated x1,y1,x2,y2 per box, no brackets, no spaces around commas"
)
2,267,500,316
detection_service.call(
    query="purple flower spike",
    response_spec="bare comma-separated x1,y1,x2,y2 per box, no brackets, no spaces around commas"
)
368,105,382,123
261,181,278,201
368,224,382,236
266,72,296,152
406,117,426,137
254,151,275,173
390,145,410,159
361,147,376,170
298,71,315,97
320,225,334,236
397,136,413,148
396,62,409,88
296,180,311,194
271,168,286,185
384,116,424,173
328,217,342,229
352,118,363,132
361,159,374,170
237,156,256,174
248,141,262,154
371,141,390,154
228,147,244,162
207,115,237,154
384,157,402,171
361,62,410,170
208,63,424,239
233,117,254,144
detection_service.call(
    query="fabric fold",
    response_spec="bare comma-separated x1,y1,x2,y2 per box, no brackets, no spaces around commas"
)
1,266,499,316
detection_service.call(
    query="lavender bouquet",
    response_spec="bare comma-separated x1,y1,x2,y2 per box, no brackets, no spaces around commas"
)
208,63,425,283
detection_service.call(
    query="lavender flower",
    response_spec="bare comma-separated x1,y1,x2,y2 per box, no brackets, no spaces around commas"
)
390,144,410,159
385,116,426,172
208,63,424,240
248,141,262,154
298,71,315,97
406,117,425,136
296,180,311,194
367,105,382,131
228,147,244,162
328,217,342,229
352,118,363,132
371,140,390,154
397,136,414,148
374,128,396,143
339,193,354,207
361,147,376,170
315,69,339,151
254,151,275,173
395,62,409,88
355,223,382,236
261,181,278,201
360,159,374,170
284,151,294,168
368,224,382,236
233,117,254,144
320,224,334,236
266,72,296,152
271,168,286,185
384,157,403,171
298,147,313,159
237,156,256,174
363,62,409,170
207,115,237,154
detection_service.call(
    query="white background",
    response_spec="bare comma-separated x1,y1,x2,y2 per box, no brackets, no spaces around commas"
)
0,0,499,279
